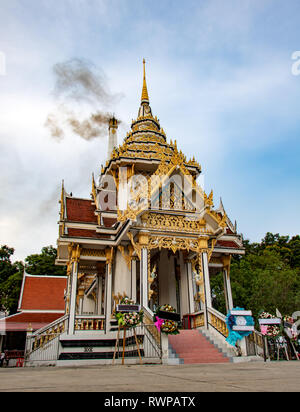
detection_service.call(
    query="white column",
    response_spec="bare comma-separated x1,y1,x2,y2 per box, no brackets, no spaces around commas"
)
68,261,79,335
202,252,212,309
131,259,137,302
65,266,72,315
223,271,229,313
224,268,234,310
161,334,169,365
25,327,33,355
186,261,195,314
97,275,103,315
105,263,113,334
239,337,248,356
79,294,84,315
140,248,148,308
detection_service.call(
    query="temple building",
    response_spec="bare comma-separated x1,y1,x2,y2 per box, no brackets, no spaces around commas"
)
24,61,255,366
0,274,67,365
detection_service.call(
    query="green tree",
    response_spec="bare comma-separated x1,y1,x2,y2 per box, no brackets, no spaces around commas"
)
25,245,66,277
288,236,300,269
211,233,300,320
230,249,300,318
0,246,24,314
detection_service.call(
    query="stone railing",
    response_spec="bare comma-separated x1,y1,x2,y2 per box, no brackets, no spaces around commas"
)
26,314,69,356
183,311,205,329
75,315,105,331
207,307,229,337
245,328,265,357
142,307,161,348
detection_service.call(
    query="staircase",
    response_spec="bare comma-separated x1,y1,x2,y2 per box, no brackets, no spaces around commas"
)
58,331,145,363
25,319,162,366
168,329,232,364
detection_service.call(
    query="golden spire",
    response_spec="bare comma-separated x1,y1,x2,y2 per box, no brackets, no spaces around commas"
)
141,58,149,103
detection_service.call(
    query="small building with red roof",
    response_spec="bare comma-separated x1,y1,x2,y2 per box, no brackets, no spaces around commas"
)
0,273,67,354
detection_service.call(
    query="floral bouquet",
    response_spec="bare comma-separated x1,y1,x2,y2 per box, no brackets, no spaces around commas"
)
153,304,180,335
115,297,144,329
160,304,176,313
283,315,298,342
259,311,281,339
283,315,294,326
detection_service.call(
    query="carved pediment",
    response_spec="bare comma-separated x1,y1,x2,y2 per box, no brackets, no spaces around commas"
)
137,212,209,235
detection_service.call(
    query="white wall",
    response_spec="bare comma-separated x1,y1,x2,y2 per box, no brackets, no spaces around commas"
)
158,250,177,311
113,249,131,298
179,253,189,317
82,296,96,314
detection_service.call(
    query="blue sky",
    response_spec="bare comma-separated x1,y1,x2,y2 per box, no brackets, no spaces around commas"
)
0,0,300,261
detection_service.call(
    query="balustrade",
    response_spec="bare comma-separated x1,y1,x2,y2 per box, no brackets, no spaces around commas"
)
207,308,229,337
183,312,205,329
31,316,68,352
143,308,161,348
192,312,205,328
75,316,105,331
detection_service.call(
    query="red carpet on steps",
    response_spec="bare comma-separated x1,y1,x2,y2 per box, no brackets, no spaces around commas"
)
168,329,230,364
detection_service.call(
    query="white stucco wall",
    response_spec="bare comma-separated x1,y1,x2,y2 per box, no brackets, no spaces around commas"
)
113,249,131,298
158,250,177,311
179,253,189,317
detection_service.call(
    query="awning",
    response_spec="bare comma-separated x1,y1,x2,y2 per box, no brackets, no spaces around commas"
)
0,312,64,332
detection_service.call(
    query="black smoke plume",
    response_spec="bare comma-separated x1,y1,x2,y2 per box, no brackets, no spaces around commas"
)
45,58,121,141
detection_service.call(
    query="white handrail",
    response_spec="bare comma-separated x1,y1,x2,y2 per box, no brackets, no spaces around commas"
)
31,314,69,337
207,307,227,322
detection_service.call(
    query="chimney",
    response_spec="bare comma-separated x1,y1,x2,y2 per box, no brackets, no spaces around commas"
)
107,116,118,159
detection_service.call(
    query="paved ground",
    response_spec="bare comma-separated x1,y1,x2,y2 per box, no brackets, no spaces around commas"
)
0,361,299,392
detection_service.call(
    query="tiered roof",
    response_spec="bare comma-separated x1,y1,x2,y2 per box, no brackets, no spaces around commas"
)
0,274,67,332
56,60,244,256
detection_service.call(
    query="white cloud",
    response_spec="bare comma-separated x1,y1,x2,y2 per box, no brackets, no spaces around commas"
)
0,0,300,261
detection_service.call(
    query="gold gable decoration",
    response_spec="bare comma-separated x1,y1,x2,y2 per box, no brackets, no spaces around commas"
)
139,212,209,234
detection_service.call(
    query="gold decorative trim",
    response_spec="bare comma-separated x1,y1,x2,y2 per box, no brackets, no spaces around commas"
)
81,248,106,258
68,243,82,263
139,212,208,234
91,174,97,206
127,232,142,260
207,239,217,262
105,247,114,272
147,236,200,254
118,245,134,270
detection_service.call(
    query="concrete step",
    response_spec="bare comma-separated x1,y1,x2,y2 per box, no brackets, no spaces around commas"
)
183,358,230,364
168,329,232,365
59,348,144,361
59,331,146,361
199,329,238,358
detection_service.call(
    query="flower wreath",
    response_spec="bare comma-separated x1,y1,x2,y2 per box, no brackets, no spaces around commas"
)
153,304,180,335
114,297,144,329
283,315,298,342
258,311,281,339
226,307,254,347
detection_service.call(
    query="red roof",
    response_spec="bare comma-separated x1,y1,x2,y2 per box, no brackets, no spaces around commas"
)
0,275,67,333
103,217,117,227
0,312,64,332
67,228,110,239
66,197,98,223
216,240,241,249
20,275,67,311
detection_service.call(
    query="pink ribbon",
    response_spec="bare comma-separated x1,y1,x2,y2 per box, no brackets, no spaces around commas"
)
155,316,164,331
260,325,268,335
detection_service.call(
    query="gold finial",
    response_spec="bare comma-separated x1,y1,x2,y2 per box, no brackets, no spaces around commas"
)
60,179,65,219
141,58,149,103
